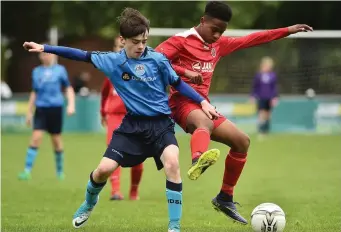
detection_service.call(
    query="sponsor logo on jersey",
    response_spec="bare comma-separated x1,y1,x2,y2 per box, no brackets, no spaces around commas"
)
132,76,156,82
121,72,156,82
192,62,202,72
192,62,214,73
121,72,131,81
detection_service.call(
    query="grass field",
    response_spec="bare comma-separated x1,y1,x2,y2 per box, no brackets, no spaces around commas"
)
1,133,341,232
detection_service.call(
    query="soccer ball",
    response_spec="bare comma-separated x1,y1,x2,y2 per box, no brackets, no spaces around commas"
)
251,203,286,232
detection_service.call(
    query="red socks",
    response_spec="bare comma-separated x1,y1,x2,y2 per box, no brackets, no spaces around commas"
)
190,128,210,160
110,167,121,195
130,163,143,193
110,164,144,196
221,150,247,196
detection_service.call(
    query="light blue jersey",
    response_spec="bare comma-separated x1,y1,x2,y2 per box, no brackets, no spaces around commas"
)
32,64,70,107
91,47,179,116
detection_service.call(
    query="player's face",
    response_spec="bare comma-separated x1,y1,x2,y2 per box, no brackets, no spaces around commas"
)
200,17,227,44
123,31,148,59
113,37,125,52
39,52,56,66
260,61,273,73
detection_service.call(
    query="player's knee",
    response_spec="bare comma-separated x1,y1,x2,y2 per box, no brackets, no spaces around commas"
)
239,134,251,153
95,165,113,179
230,133,250,153
164,158,180,176
30,134,43,147
188,118,214,134
51,135,63,150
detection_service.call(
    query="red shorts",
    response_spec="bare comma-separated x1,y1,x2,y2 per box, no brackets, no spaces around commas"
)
106,114,125,145
169,95,226,133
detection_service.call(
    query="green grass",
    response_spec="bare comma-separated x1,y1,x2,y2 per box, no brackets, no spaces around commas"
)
2,133,341,232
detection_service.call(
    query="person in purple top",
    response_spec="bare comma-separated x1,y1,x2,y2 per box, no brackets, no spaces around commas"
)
250,57,278,136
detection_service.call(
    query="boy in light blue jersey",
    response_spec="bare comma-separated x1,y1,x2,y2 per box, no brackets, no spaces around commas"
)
18,51,75,181
23,8,218,232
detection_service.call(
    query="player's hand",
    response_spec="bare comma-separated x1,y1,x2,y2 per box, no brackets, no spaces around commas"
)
184,70,203,85
271,97,279,107
101,116,107,127
67,105,75,116
23,42,44,53
287,24,313,34
201,100,219,120
25,113,32,126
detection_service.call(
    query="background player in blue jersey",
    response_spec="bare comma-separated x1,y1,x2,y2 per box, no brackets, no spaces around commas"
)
23,8,218,232
250,56,278,138
18,51,75,181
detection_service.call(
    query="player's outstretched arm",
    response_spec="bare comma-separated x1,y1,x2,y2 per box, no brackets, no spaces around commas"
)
220,24,313,56
24,42,116,77
23,42,91,62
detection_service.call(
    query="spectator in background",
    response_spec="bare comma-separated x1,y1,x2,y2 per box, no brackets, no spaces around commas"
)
250,56,278,138
1,80,13,100
73,71,91,96
100,35,143,201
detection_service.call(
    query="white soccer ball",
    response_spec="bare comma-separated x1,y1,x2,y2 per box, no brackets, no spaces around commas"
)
251,203,286,232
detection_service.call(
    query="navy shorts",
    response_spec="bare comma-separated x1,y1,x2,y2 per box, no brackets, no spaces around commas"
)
33,107,63,134
103,115,178,170
257,99,272,111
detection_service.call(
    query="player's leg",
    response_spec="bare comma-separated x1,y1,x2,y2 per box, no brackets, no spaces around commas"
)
259,109,271,135
73,157,119,228
50,134,64,180
185,109,221,180
109,168,123,200
129,163,143,200
47,107,65,180
73,121,146,229
107,114,125,200
263,100,272,134
210,118,250,224
18,108,45,180
257,99,271,137
18,130,44,180
160,144,182,232
150,116,182,232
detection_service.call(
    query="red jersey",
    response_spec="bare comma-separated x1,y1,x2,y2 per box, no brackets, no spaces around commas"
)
155,27,289,100
100,78,126,116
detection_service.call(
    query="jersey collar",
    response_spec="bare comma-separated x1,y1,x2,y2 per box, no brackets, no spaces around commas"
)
191,27,205,43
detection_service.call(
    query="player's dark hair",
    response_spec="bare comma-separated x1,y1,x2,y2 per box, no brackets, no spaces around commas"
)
117,8,150,38
204,1,232,22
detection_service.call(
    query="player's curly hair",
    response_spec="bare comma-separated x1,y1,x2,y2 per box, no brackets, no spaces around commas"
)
117,8,150,38
204,1,232,22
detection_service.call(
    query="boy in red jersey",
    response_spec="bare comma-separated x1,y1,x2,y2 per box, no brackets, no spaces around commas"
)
156,1,312,224
101,36,143,201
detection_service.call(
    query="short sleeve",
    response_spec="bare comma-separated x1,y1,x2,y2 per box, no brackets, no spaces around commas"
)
31,69,38,92
90,52,118,76
159,57,180,86
60,66,70,87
